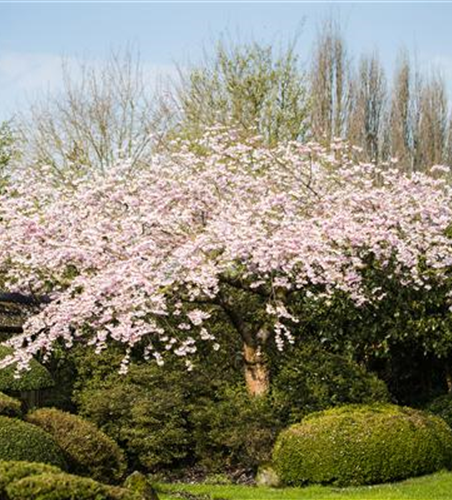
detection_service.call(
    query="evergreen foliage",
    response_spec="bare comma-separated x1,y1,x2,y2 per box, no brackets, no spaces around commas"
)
26,408,126,484
273,404,452,486
0,417,66,469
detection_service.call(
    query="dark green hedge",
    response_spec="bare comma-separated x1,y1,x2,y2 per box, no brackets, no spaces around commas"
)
273,404,452,486
26,408,126,484
427,393,452,428
6,473,141,500
272,343,389,423
189,385,280,469
0,346,54,392
0,417,66,469
74,358,199,471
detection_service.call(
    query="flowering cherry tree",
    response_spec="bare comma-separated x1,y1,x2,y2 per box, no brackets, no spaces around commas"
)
1,127,452,396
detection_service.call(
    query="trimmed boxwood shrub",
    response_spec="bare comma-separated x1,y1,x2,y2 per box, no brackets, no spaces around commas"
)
0,417,65,469
26,408,126,483
0,392,22,417
0,461,62,496
6,472,141,500
273,403,452,486
0,346,54,392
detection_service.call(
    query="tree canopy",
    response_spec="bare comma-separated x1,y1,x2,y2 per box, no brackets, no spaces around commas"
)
1,128,452,394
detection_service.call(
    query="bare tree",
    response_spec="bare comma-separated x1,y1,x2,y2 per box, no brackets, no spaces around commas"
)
389,50,413,168
310,18,353,144
446,116,452,167
0,121,18,171
0,120,22,187
347,53,387,164
388,53,451,172
20,48,166,179
413,71,449,169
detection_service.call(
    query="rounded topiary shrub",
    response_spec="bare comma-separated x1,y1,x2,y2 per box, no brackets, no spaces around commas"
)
273,404,452,486
0,346,54,393
0,392,22,417
0,417,65,469
0,461,62,496
26,408,126,484
6,472,141,500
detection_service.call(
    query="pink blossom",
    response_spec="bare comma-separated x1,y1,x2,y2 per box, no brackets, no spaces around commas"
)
0,128,451,370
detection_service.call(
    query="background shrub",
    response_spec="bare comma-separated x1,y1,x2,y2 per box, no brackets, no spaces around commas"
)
189,385,281,470
0,392,22,417
0,417,65,469
272,343,389,423
76,367,282,473
76,364,280,473
0,346,54,393
0,461,62,497
71,336,241,473
6,472,140,500
273,403,452,486
26,408,126,484
427,393,452,428
74,360,193,472
73,340,388,475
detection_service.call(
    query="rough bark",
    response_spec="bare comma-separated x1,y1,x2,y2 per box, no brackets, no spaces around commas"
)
243,342,270,397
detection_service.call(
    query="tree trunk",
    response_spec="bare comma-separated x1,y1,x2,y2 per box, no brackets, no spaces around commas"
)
243,343,270,397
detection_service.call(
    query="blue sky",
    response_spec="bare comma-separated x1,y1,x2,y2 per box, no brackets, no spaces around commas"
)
1,2,452,120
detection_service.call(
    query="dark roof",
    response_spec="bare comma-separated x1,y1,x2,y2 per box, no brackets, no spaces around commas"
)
0,302,25,335
0,293,42,336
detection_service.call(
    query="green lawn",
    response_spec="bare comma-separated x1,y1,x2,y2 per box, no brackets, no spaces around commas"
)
159,471,452,500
